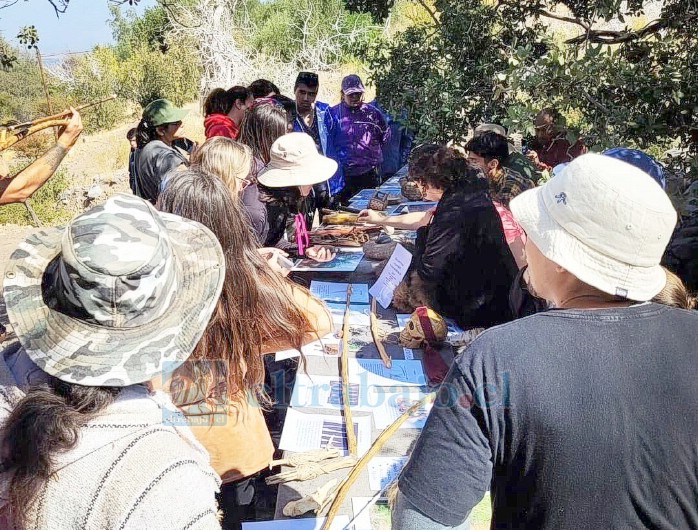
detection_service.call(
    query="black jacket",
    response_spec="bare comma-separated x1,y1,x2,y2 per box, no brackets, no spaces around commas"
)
414,184,518,329
258,185,315,254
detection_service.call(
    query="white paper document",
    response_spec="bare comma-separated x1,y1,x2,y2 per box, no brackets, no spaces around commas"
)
368,456,409,491
369,244,412,309
348,358,426,387
279,408,372,456
373,389,434,430
325,301,371,328
291,374,377,412
310,281,370,304
275,333,341,361
242,516,350,529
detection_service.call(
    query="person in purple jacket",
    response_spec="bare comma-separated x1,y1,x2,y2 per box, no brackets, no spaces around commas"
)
330,74,390,204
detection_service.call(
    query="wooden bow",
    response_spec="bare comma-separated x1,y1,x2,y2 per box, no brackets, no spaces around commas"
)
340,284,357,456
0,95,117,151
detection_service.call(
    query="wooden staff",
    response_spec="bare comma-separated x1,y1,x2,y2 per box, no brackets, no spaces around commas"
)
4,94,117,131
340,284,357,456
370,297,392,368
319,393,437,528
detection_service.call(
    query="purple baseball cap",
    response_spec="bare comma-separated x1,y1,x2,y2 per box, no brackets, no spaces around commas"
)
341,74,365,95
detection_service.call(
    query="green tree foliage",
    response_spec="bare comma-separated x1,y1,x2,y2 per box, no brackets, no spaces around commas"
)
0,40,69,124
107,4,200,107
60,3,200,125
360,0,698,167
60,47,128,132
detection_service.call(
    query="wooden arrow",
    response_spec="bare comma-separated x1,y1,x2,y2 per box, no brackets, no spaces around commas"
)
340,283,357,456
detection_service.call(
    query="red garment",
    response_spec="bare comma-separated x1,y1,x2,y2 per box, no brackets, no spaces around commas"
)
204,113,239,140
534,137,587,169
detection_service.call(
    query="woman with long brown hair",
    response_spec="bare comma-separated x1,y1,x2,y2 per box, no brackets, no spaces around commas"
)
0,194,224,529
238,102,288,172
157,168,332,529
189,136,269,244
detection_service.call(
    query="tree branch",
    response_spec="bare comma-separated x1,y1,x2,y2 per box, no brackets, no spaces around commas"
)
415,0,439,26
0,0,21,10
565,18,668,45
581,91,610,115
47,0,68,18
537,8,590,30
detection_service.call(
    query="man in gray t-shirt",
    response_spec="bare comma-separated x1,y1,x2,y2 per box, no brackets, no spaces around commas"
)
394,154,698,530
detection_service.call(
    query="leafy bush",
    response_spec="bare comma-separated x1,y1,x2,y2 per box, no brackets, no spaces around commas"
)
116,39,200,108
360,0,698,179
0,167,72,226
0,43,71,125
8,130,55,160
59,47,129,133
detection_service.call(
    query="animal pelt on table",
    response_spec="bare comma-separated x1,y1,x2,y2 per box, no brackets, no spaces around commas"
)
392,270,434,314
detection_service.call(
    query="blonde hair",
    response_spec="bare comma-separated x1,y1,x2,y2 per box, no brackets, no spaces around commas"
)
653,267,696,310
191,137,252,195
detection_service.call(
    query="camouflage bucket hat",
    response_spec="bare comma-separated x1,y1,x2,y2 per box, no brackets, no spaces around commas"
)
3,194,225,387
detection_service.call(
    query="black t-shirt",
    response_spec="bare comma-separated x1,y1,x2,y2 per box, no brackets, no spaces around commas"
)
296,110,322,151
399,303,698,529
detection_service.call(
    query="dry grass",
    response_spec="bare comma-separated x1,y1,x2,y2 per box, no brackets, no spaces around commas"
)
0,102,206,228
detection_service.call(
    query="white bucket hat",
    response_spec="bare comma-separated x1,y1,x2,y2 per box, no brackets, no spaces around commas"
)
510,153,677,301
257,132,338,188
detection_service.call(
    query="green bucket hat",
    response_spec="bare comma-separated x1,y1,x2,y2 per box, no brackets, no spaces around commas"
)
3,193,225,387
143,98,189,127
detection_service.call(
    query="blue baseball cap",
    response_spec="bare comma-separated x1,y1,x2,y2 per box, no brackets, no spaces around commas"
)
603,147,666,190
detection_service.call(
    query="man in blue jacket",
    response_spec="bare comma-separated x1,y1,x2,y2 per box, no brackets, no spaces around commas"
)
292,71,341,208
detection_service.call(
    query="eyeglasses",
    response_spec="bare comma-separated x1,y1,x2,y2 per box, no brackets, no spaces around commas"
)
237,177,252,191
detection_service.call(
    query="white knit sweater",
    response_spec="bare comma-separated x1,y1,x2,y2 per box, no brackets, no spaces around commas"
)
0,344,222,530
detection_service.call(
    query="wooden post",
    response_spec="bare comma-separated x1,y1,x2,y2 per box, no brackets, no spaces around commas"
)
35,48,57,141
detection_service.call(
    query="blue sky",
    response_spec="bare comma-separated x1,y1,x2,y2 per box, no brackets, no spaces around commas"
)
0,0,155,56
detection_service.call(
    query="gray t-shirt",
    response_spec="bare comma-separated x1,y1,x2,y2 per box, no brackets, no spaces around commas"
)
135,140,187,204
399,303,698,529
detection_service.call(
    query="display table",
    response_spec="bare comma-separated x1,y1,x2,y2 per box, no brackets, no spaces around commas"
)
274,254,456,523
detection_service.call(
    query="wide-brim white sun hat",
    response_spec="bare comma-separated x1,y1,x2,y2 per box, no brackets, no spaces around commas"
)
510,152,677,301
258,132,338,188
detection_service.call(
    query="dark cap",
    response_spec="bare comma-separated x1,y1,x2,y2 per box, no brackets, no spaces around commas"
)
341,74,365,95
295,72,319,89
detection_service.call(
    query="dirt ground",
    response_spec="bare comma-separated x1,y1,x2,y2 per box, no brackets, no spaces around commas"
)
0,102,205,327
0,102,205,259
